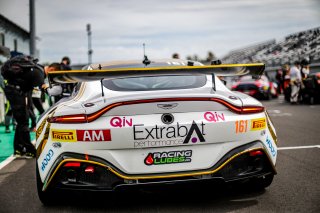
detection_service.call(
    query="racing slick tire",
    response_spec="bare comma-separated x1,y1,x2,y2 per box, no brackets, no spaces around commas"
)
36,166,55,205
250,174,274,190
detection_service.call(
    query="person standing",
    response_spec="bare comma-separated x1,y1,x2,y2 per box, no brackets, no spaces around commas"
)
289,61,302,104
172,53,180,59
61,56,72,70
59,56,75,101
275,69,284,94
1,55,45,157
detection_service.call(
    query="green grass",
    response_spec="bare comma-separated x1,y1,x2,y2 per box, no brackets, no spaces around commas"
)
0,126,35,163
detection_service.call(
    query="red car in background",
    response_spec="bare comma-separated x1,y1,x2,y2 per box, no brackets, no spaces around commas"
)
231,75,278,100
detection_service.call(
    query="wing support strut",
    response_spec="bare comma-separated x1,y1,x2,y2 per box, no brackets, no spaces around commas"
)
212,73,216,91
100,78,104,97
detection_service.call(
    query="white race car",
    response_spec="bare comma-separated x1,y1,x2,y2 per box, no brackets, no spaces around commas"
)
36,59,277,204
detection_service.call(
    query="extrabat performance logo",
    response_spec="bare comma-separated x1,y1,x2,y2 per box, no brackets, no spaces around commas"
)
133,120,206,148
144,150,192,165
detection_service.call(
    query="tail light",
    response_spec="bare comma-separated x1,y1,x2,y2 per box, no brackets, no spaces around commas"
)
48,97,264,123
64,162,81,167
249,150,264,157
85,165,95,173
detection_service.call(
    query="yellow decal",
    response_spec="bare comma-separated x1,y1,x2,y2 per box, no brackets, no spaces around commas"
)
36,119,47,139
250,118,266,131
51,129,77,142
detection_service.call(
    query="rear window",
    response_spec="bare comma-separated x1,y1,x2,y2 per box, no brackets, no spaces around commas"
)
103,75,207,91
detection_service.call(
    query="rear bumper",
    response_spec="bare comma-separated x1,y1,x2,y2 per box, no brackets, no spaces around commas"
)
42,141,276,192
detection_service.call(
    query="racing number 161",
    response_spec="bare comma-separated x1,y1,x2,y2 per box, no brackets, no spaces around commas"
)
235,120,248,133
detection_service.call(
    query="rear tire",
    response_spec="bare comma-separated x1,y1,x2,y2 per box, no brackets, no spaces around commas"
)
310,96,315,105
36,165,55,205
250,174,274,190
266,91,272,100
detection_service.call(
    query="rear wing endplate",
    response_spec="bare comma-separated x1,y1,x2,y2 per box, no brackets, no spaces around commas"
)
48,63,265,84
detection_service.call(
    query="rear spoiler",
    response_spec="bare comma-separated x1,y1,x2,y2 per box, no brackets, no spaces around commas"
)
48,63,265,84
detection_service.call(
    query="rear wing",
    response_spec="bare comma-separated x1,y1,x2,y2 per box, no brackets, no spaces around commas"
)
48,63,265,84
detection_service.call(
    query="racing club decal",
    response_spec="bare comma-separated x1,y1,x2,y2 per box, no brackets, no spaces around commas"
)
133,121,205,148
51,129,111,142
144,150,192,165
250,118,266,131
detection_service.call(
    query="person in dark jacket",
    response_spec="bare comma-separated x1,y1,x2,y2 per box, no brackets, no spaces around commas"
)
61,56,72,70
1,55,45,157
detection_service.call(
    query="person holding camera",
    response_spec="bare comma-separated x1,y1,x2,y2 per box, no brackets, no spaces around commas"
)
1,55,45,157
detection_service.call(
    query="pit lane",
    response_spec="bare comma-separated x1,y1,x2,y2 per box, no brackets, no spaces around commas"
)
0,95,319,212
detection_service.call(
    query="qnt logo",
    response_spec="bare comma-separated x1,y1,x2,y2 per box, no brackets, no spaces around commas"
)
204,111,225,123
77,129,111,142
110,116,132,128
51,129,77,142
144,150,192,166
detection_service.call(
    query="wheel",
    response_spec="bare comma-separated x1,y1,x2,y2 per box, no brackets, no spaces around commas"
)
36,165,56,205
265,91,272,100
310,96,315,105
250,174,274,190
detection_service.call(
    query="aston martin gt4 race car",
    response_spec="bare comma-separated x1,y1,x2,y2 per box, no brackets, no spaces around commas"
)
36,59,277,205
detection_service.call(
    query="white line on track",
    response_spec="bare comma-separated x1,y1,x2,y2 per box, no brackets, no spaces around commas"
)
0,155,16,170
0,140,35,170
278,145,320,150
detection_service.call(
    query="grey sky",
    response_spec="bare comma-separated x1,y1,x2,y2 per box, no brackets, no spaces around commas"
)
1,0,320,64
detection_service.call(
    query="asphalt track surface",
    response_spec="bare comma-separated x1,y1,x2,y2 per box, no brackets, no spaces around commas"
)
0,96,319,212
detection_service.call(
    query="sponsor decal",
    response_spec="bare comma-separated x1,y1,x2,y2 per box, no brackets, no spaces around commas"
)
204,112,225,123
133,121,205,148
251,118,266,131
266,136,276,157
41,149,54,172
110,116,132,128
77,129,111,142
144,150,192,165
183,121,205,144
134,139,184,148
51,129,111,142
36,119,46,139
51,129,77,142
